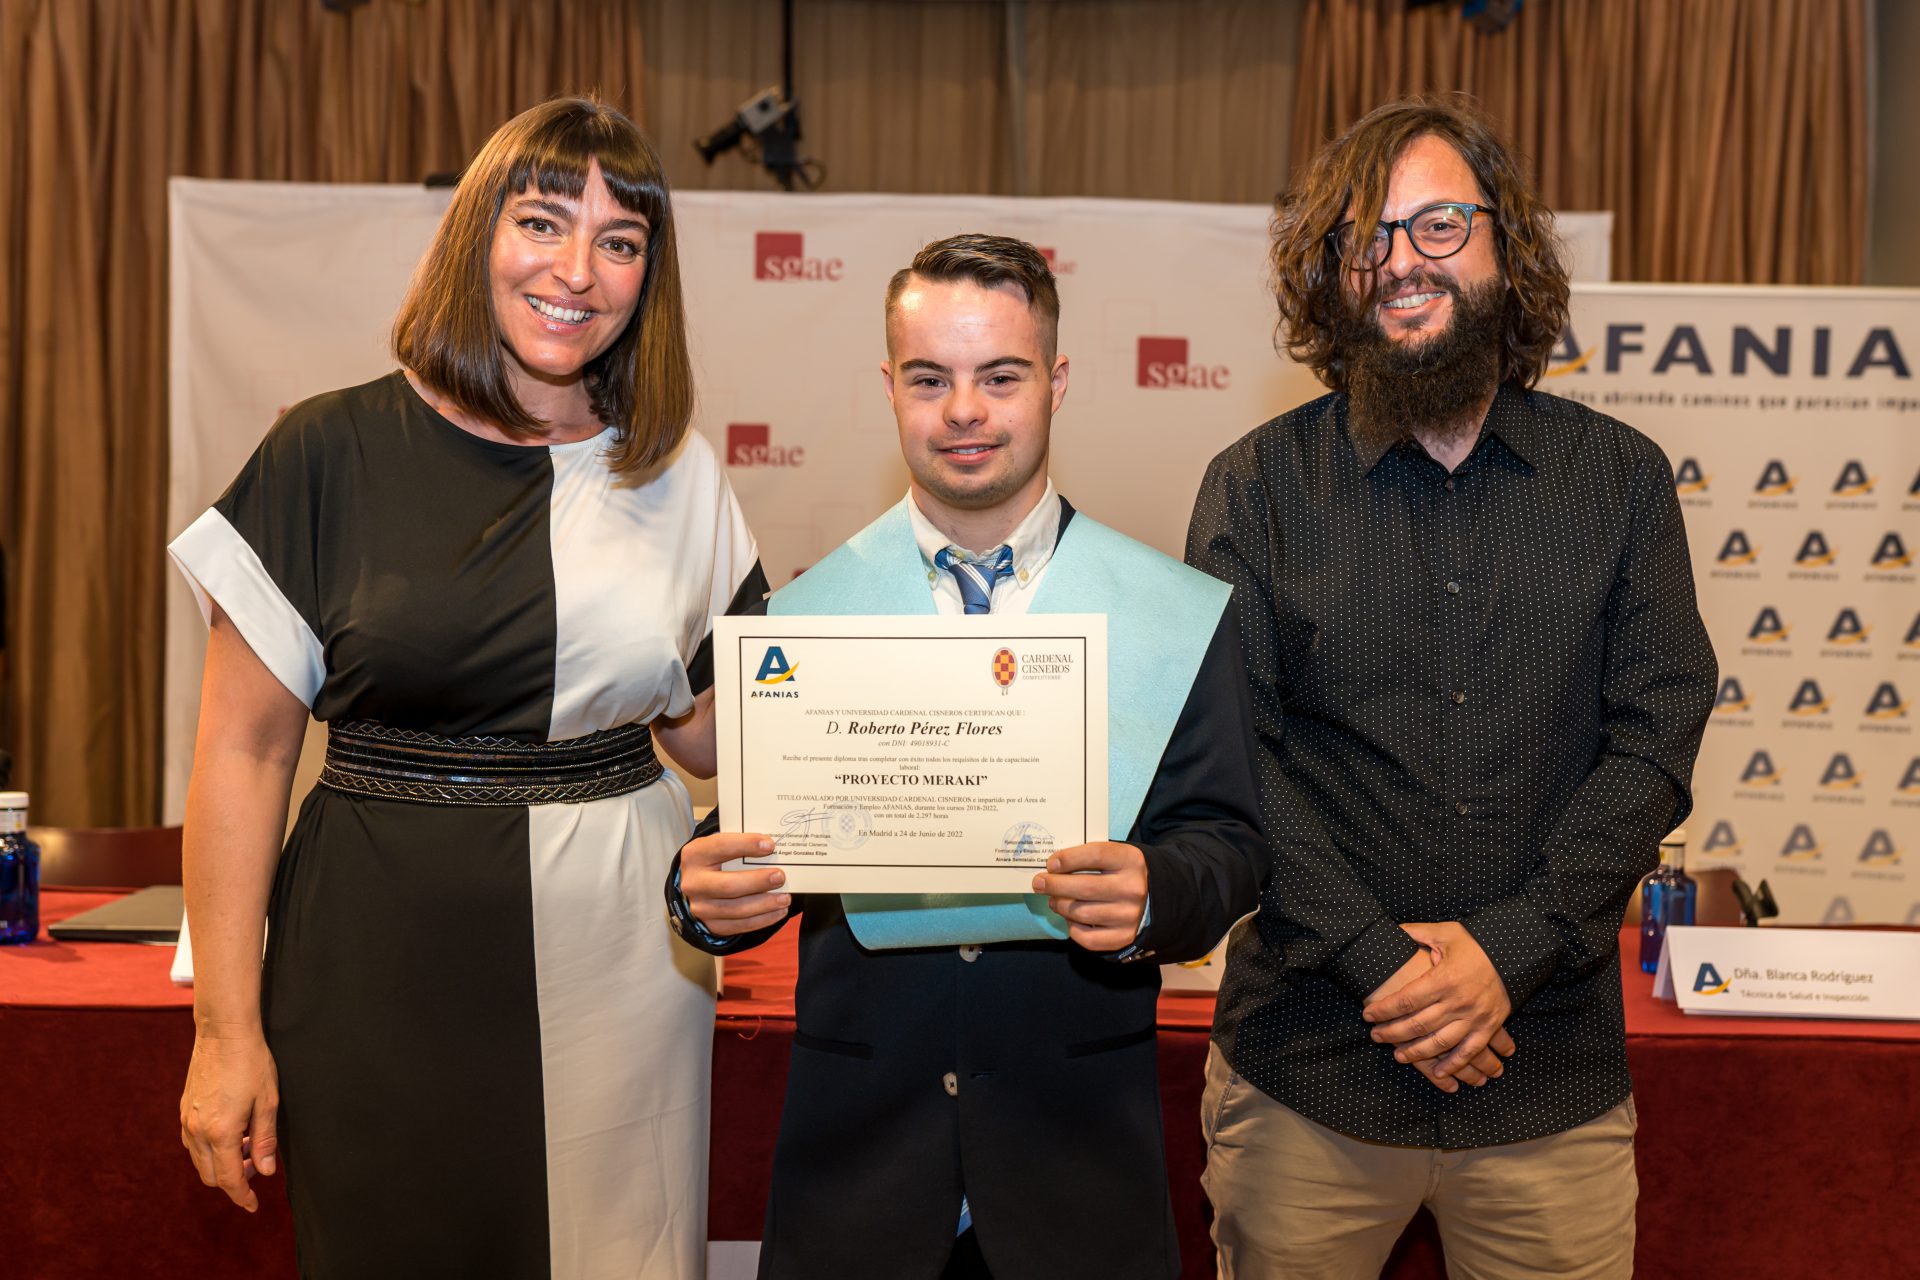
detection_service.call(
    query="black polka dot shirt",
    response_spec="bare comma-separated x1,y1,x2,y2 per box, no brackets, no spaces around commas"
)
1185,383,1718,1147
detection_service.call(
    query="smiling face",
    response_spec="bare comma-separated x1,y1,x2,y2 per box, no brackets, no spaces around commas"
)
883,276,1067,544
1343,133,1502,347
488,159,650,401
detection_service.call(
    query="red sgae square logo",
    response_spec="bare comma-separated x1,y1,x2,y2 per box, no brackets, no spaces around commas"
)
1038,247,1057,267
727,423,769,464
1137,336,1189,387
754,232,803,280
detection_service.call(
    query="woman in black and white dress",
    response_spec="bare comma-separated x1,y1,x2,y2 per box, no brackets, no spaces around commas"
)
172,97,763,1278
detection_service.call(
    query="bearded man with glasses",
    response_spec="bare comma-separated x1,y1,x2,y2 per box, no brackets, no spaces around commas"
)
1185,96,1716,1278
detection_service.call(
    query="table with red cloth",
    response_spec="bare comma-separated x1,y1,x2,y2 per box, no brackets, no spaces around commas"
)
4,890,1916,1279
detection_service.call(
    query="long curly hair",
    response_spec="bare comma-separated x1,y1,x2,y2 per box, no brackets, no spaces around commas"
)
1272,95,1569,392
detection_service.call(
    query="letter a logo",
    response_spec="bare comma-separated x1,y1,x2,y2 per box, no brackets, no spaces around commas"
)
755,647,799,684
1713,677,1751,715
1871,532,1914,570
1796,531,1835,566
1748,607,1790,642
1827,608,1870,645
1901,757,1920,794
1693,963,1730,995
1674,458,1709,494
1780,824,1822,860
1820,754,1859,789
1739,750,1779,785
1755,460,1795,495
1717,530,1758,565
1833,460,1874,496
1865,682,1908,719
1859,830,1900,864
1823,897,1857,926
1702,820,1741,855
1787,679,1830,716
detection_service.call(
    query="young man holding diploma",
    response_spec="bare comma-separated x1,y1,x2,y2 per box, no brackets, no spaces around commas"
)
667,234,1266,1279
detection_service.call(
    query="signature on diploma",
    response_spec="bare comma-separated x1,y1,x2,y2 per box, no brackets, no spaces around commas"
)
779,804,874,850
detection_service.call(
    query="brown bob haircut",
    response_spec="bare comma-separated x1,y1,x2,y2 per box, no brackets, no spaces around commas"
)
393,95,693,474
885,234,1061,357
1271,95,1570,392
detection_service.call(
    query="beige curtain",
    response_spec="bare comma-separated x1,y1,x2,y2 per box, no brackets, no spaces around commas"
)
1291,0,1869,284
0,0,646,824
643,0,1299,201
1020,0,1298,201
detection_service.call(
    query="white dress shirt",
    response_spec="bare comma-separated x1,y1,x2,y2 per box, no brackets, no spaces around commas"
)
905,480,1061,616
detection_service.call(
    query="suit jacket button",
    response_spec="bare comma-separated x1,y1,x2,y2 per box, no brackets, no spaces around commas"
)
959,945,982,962
942,1071,959,1097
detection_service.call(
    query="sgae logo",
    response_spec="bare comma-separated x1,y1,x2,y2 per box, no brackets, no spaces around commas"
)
1702,819,1742,856
754,231,843,282
755,647,799,684
1547,321,1910,379
1712,676,1752,715
1754,460,1795,496
1833,460,1875,497
1780,823,1823,860
1747,607,1790,643
1827,609,1871,645
1870,532,1914,570
727,423,806,468
1859,830,1901,865
1820,753,1861,790
1693,962,1730,996
1716,530,1758,565
1673,458,1710,494
1794,531,1836,567
1136,337,1230,390
1036,246,1077,275
1865,682,1909,719
1738,749,1781,785
1786,679,1831,716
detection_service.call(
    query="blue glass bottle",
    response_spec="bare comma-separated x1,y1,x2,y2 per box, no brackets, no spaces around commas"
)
1639,828,1696,974
0,792,41,945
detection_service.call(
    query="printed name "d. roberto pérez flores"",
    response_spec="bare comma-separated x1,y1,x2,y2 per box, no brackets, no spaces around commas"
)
824,719,1006,736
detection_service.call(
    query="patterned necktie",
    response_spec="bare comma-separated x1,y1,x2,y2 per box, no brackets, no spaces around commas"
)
934,544,1015,614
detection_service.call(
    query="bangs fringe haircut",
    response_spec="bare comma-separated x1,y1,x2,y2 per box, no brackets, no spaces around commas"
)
393,95,694,474
1271,94,1570,393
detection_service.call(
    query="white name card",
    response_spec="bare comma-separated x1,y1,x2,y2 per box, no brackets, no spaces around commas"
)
1653,925,1920,1020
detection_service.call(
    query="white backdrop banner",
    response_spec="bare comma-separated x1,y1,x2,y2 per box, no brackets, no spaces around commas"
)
1540,285,1920,926
169,179,1916,923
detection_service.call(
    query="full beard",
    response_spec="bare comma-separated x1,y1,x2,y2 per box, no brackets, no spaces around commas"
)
1335,271,1508,461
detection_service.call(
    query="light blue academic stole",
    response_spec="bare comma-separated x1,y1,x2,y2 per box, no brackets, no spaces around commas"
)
769,498,1230,949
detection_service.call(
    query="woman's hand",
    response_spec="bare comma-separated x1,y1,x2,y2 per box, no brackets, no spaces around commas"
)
180,1029,280,1212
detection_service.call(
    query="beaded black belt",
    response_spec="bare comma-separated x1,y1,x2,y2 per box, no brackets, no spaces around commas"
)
319,720,663,806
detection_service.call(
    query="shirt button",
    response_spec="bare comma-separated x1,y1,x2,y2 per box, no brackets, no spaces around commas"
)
959,945,982,963
1443,477,1456,492
926,570,938,583
1016,568,1030,584
942,1071,959,1097
1445,580,1461,594
1455,801,1470,816
1451,690,1467,705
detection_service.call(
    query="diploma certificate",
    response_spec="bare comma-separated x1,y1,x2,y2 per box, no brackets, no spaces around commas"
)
714,614,1109,893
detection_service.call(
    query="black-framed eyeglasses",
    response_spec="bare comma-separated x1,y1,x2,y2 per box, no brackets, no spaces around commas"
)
1326,202,1496,267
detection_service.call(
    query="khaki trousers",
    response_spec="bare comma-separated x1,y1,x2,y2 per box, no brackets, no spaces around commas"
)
1201,1044,1637,1280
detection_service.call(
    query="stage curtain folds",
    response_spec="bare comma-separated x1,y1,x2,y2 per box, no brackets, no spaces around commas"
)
1291,0,1868,285
0,0,646,824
